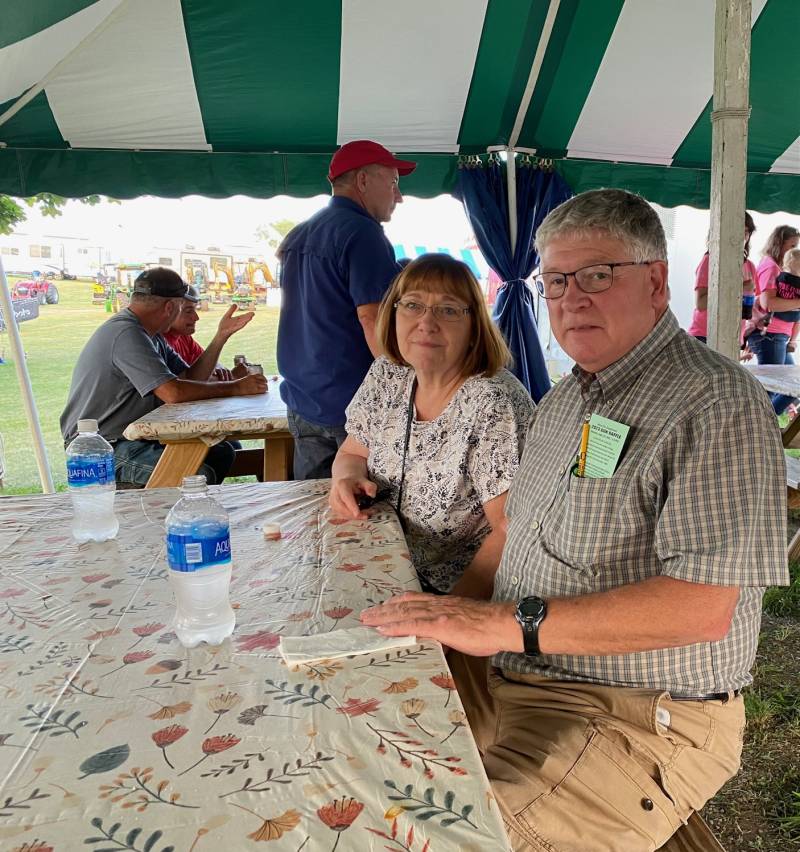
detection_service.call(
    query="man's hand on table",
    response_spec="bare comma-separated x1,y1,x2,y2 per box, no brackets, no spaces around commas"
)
212,366,234,381
233,373,268,395
360,592,523,657
216,304,255,340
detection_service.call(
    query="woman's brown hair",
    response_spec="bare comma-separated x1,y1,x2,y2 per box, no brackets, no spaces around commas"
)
375,254,511,378
762,225,800,263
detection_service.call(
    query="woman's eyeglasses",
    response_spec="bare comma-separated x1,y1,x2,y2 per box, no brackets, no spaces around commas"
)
393,300,471,322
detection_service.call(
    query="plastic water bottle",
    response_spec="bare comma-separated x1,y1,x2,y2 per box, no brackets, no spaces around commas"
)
66,418,119,543
165,475,235,647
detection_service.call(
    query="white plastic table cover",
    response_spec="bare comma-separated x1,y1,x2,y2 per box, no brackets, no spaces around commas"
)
744,363,800,398
123,377,288,447
0,481,509,851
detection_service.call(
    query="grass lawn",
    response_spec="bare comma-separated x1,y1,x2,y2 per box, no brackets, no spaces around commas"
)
2,278,799,848
0,278,279,493
703,557,800,850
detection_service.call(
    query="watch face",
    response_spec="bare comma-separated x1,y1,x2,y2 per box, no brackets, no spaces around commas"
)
518,597,546,621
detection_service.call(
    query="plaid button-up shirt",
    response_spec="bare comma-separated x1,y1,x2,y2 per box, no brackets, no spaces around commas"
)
493,310,788,694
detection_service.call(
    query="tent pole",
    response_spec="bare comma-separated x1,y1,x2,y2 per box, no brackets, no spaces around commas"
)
503,0,560,263
509,0,561,148
0,257,54,493
507,149,518,255
707,0,751,361
0,0,132,131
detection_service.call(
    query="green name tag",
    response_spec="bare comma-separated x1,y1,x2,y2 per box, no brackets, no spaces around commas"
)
584,414,630,478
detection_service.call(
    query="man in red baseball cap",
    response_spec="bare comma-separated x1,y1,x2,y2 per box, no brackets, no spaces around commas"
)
328,139,417,180
276,141,416,479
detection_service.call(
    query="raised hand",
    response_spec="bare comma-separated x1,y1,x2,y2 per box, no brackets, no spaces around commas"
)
217,304,255,339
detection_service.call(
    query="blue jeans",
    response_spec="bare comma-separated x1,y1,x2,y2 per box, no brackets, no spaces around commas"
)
113,439,236,487
286,410,347,480
746,332,798,415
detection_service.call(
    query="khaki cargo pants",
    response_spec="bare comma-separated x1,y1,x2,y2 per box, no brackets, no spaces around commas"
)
449,652,745,852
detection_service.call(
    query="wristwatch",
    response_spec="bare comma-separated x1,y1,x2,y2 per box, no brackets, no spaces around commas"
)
514,596,547,656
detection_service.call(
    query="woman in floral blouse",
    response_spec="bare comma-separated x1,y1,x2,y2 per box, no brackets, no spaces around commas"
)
328,254,534,597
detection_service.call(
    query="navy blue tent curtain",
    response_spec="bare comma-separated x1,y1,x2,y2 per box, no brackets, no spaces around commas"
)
455,156,572,402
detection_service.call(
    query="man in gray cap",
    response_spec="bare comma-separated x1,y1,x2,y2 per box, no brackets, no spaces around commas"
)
61,267,267,487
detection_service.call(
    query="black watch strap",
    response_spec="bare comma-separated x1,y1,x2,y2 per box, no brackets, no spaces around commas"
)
515,596,547,657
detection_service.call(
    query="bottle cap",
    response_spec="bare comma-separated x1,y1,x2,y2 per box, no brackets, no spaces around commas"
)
233,354,247,366
77,418,98,433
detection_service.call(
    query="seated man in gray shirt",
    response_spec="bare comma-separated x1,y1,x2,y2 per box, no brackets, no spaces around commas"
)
61,267,267,486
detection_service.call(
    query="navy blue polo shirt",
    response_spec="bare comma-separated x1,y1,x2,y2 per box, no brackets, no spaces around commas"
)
277,196,400,426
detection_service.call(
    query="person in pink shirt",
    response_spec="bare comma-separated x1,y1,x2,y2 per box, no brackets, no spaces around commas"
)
687,213,757,344
746,224,800,414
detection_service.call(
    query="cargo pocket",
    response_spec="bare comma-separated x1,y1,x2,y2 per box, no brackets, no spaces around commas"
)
515,727,682,852
658,697,744,817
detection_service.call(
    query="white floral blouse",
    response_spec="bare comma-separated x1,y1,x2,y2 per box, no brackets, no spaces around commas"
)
346,357,534,592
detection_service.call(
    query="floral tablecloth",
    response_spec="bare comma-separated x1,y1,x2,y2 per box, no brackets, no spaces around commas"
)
123,378,288,446
0,481,509,851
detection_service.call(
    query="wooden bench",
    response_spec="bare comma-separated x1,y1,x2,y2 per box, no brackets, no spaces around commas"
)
786,454,800,561
227,437,294,482
659,813,725,851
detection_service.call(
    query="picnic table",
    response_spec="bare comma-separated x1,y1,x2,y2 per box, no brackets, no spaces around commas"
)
123,377,293,488
745,364,800,448
0,481,509,851
745,364,800,560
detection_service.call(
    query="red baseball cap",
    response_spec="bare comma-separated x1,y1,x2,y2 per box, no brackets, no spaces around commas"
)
328,140,417,182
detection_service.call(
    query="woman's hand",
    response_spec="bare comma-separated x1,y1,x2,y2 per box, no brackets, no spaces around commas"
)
329,476,377,520
329,436,373,519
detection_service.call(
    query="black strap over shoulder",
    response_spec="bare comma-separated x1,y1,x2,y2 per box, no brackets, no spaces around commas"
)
395,377,417,523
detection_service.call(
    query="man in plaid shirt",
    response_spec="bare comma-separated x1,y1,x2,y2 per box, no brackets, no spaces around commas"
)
363,189,788,851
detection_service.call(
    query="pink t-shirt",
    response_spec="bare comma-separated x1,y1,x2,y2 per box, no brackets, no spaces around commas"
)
687,253,756,339
757,256,795,336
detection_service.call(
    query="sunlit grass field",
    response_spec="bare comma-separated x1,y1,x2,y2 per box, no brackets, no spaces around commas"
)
0,278,279,493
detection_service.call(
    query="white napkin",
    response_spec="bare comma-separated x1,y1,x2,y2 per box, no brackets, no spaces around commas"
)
279,626,417,667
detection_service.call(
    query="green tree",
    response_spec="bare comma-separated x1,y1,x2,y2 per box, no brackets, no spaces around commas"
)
255,219,297,250
0,193,117,236
0,196,25,235
270,219,296,239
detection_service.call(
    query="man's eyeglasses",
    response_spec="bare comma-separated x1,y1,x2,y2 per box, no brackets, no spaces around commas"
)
394,300,471,322
534,261,655,300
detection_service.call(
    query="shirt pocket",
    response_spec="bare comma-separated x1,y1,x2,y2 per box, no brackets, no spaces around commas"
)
541,470,649,576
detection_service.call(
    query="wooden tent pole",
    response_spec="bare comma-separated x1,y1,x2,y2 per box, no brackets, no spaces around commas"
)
707,0,752,361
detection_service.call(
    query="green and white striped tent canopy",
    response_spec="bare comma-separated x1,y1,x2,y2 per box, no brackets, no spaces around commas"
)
1,0,798,211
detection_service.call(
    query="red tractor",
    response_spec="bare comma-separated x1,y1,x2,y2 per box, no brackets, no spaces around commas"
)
11,277,59,304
